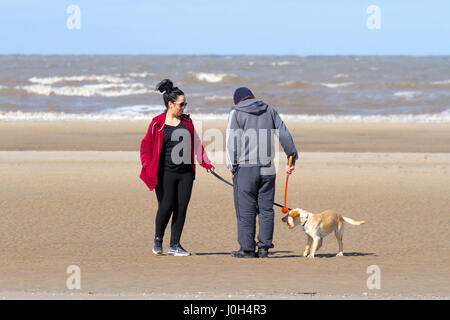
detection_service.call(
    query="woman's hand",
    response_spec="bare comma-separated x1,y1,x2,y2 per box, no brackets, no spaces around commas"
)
204,163,214,173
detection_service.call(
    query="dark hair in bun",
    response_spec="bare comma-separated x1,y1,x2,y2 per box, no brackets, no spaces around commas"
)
156,79,184,108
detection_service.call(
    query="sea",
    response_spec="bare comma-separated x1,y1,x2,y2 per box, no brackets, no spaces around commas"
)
0,55,449,122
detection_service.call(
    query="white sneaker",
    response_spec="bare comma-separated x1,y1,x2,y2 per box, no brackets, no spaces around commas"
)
167,244,191,256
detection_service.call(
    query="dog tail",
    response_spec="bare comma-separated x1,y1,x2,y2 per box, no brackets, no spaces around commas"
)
342,216,366,226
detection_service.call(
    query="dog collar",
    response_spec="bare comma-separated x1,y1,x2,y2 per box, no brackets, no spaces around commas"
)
301,214,309,228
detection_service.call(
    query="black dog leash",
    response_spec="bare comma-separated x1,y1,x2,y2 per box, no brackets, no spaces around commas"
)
210,169,234,187
210,169,291,211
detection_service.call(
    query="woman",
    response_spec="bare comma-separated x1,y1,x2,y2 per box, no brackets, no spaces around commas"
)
140,79,214,256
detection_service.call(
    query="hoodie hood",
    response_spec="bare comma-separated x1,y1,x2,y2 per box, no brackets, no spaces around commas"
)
233,98,268,115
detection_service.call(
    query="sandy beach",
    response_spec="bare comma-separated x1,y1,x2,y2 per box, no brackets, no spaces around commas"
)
1,121,450,153
0,121,449,299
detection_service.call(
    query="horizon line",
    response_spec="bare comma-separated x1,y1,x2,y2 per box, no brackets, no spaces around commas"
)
1,53,449,57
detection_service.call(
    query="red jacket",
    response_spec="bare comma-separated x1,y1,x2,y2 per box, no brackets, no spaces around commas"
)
139,112,213,191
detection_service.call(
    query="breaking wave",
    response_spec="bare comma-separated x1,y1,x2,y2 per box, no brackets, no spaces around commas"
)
204,95,232,101
17,83,152,97
193,72,237,83
431,79,450,85
393,91,424,100
321,82,354,88
29,74,127,85
28,73,155,85
2,110,449,122
99,104,165,115
271,61,290,67
334,74,350,79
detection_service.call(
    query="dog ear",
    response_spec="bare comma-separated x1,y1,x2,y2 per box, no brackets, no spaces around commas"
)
281,215,288,223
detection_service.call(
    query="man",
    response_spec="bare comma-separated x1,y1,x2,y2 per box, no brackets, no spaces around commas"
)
226,87,298,258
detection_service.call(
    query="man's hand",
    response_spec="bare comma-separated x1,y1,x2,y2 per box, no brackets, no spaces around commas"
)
285,165,295,175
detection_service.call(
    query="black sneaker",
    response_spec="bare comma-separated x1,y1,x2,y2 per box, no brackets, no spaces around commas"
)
257,247,269,258
152,237,163,255
168,244,191,256
231,250,256,258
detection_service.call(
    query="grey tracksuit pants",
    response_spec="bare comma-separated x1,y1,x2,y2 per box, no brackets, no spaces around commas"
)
232,166,276,252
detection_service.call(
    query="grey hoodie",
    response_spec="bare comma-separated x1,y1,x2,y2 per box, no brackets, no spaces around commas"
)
226,98,298,173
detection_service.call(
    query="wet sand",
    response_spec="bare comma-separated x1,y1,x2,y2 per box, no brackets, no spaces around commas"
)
0,121,449,153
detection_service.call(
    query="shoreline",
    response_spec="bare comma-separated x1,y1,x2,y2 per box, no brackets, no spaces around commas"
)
1,112,449,123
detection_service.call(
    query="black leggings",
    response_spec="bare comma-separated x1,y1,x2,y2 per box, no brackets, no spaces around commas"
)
154,169,194,246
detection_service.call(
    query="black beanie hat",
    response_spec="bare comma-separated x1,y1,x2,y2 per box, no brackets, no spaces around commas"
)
233,87,254,105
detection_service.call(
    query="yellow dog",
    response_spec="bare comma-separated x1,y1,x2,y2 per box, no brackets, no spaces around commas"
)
282,208,366,258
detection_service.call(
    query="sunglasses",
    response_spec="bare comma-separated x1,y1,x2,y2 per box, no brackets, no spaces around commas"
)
176,101,187,108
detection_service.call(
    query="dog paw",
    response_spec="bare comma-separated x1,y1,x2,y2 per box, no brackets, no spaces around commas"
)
336,252,344,257
303,252,309,257
306,255,315,259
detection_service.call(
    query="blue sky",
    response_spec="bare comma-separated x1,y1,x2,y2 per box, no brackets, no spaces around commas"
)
1,0,449,55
